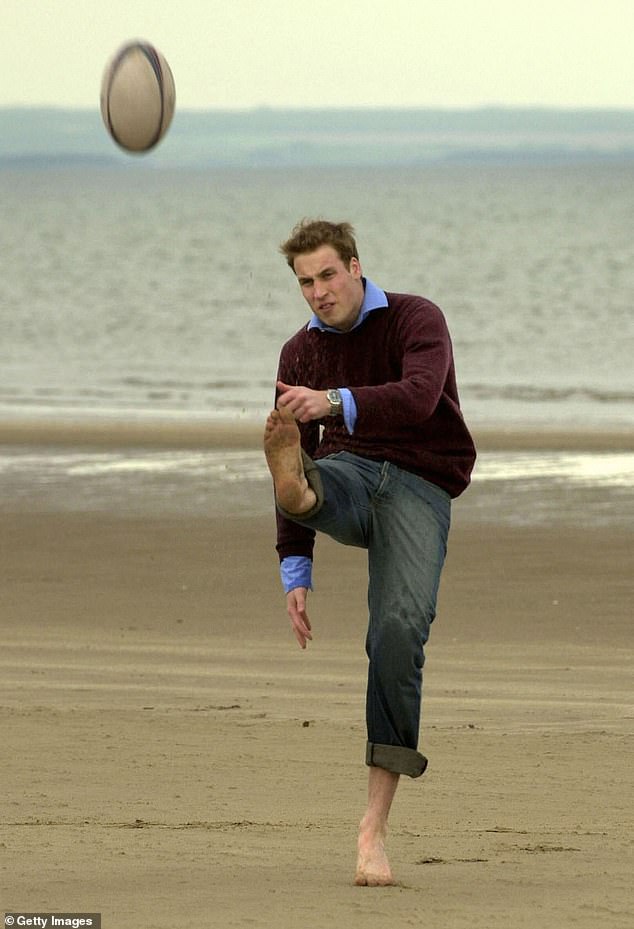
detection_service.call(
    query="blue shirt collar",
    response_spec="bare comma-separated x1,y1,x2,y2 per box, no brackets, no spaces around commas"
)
307,277,388,333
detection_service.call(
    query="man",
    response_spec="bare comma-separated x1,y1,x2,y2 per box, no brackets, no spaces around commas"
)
264,219,476,886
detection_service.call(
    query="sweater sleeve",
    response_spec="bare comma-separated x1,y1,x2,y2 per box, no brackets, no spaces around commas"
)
350,297,453,436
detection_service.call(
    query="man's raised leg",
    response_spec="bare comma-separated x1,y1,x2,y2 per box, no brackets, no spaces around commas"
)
264,407,317,515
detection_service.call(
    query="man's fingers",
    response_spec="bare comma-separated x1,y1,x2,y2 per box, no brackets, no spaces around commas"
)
290,610,313,649
292,621,312,649
276,383,319,422
291,613,312,638
293,625,308,649
276,391,300,416
286,587,312,649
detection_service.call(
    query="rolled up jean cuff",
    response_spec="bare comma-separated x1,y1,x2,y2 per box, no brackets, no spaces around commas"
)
366,741,428,779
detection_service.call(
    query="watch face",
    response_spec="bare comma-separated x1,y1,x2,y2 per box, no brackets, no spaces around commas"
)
327,389,342,414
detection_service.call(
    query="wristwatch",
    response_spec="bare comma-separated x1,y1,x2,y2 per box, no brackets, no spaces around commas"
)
326,388,343,417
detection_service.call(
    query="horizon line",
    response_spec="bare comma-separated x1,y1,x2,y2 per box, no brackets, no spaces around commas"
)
2,103,634,114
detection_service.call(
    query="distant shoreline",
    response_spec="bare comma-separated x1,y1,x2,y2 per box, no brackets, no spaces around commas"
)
3,152,634,170
2,105,633,169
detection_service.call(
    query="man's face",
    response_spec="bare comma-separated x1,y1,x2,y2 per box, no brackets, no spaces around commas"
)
293,245,364,332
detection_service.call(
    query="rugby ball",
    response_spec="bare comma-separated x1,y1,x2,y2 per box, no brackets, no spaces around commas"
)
100,41,175,153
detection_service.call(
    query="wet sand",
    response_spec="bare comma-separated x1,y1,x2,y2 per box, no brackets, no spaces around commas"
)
1,425,633,928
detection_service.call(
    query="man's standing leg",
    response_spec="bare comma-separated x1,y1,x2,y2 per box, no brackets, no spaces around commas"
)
355,767,400,885
358,465,450,884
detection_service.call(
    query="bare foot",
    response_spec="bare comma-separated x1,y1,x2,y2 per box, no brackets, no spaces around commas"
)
354,824,395,887
264,407,317,515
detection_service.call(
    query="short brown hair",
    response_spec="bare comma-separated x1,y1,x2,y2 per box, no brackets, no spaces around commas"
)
280,219,359,270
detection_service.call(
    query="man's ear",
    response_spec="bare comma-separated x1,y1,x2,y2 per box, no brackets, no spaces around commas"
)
350,257,362,278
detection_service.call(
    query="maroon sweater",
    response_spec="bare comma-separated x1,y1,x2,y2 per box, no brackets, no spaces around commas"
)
275,290,476,562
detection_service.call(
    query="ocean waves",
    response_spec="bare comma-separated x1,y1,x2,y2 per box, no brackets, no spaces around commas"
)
1,163,633,433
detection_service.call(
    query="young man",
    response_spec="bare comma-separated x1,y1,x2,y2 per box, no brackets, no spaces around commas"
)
264,219,476,886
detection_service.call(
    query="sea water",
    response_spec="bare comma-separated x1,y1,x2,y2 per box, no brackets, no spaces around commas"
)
1,162,633,430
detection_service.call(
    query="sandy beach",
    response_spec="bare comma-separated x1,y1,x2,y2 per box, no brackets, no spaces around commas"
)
1,424,633,928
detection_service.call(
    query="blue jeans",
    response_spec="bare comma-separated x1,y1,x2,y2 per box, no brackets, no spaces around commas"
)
284,451,451,778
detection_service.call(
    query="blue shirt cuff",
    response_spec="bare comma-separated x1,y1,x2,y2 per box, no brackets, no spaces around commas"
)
280,555,313,593
339,388,357,434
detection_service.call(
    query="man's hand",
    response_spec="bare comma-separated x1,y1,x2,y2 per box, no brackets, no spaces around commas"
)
277,380,330,423
286,586,313,649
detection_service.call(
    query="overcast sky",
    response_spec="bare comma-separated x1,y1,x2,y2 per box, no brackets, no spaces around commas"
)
2,0,632,109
